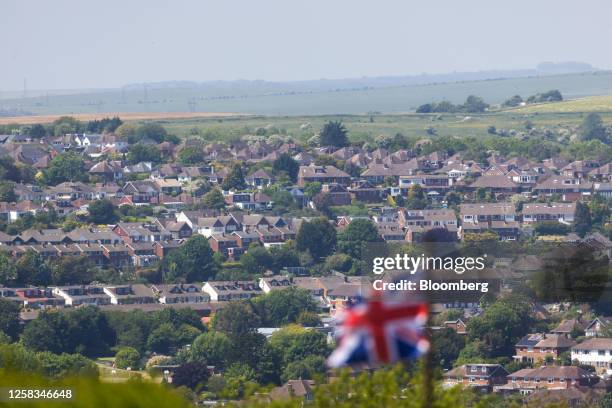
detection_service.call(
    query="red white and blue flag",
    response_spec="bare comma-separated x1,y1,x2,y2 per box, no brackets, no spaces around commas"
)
327,296,430,367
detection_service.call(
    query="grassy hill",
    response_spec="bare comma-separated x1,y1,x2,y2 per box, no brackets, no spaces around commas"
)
509,94,612,114
3,71,612,116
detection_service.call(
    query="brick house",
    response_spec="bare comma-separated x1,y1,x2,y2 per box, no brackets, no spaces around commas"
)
514,333,576,363
501,366,599,394
443,364,509,392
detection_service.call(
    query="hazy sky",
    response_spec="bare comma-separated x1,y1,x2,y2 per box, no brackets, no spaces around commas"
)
2,0,612,91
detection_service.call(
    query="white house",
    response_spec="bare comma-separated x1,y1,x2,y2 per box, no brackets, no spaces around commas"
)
52,285,112,306
571,338,612,376
522,203,576,224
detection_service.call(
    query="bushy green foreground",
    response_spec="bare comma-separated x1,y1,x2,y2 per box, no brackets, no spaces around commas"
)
0,371,191,408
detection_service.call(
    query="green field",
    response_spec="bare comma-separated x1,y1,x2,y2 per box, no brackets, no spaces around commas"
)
3,71,612,116
512,94,612,113
157,108,612,144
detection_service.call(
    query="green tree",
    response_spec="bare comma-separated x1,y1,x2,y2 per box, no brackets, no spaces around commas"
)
177,146,204,164
466,294,533,358
304,181,322,198
221,162,247,191
189,331,232,368
268,325,330,366
296,217,337,259
240,246,273,275
272,153,299,182
29,123,48,138
21,307,115,357
337,218,381,258
212,301,260,337
579,113,607,142
160,235,217,282
87,199,119,224
462,95,489,113
127,144,161,164
50,255,94,285
502,95,523,107
52,116,82,136
202,188,226,210
114,347,141,369
574,201,592,237
172,361,211,391
312,192,332,216
0,181,16,202
269,245,300,271
45,152,85,185
590,194,611,226
135,123,167,143
0,298,20,340
0,156,22,182
319,121,349,147
15,250,51,286
36,351,99,379
0,252,17,286
406,184,427,210
146,322,177,354
281,355,326,382
253,287,318,326
430,328,465,369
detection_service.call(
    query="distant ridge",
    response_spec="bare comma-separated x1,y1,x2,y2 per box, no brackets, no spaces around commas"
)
123,62,599,93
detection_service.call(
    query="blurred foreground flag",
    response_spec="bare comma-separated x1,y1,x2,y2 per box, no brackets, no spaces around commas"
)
327,297,429,367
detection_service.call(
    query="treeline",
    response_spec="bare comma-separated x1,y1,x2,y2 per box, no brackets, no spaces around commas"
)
0,116,123,138
502,89,563,107
416,95,489,113
416,89,563,113
0,250,122,287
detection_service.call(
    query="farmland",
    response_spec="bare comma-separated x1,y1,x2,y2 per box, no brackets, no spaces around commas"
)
3,71,612,117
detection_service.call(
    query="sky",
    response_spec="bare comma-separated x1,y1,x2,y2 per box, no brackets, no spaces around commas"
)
2,0,612,91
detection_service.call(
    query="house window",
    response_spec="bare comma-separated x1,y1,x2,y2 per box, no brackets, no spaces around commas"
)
598,350,605,356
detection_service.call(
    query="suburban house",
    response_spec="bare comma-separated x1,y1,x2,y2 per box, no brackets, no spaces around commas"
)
460,203,516,225
52,285,112,306
103,284,156,305
320,183,352,206
297,164,351,187
151,284,210,304
245,169,273,188
259,276,294,293
193,216,240,237
585,316,612,337
398,174,450,194
443,364,509,392
513,333,576,363
501,366,599,394
533,176,592,201
521,202,577,224
460,203,520,240
208,234,242,258
202,281,262,302
571,338,612,375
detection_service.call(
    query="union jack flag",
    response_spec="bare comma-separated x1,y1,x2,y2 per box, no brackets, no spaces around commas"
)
327,296,430,367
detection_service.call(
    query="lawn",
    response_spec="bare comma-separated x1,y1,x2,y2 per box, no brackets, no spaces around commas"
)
96,358,158,384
